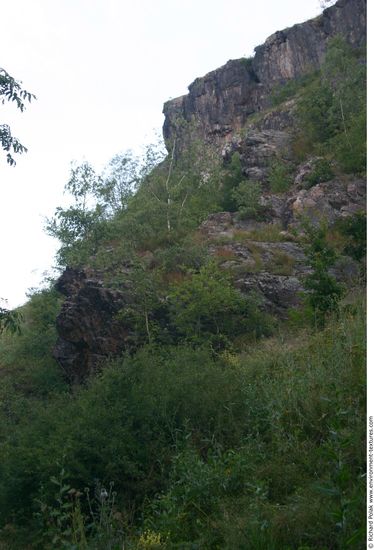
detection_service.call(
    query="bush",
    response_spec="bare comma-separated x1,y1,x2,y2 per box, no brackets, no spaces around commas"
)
168,262,272,347
304,158,334,188
220,152,244,212
268,159,293,193
302,222,344,326
143,300,366,549
231,180,265,220
336,211,367,262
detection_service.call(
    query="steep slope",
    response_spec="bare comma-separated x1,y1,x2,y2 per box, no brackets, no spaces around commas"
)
163,0,366,154
53,0,366,382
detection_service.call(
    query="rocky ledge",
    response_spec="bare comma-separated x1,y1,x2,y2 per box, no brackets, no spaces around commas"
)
163,0,366,154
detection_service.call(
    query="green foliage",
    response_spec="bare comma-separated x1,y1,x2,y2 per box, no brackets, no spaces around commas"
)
296,36,366,173
268,158,293,193
231,180,265,220
270,72,317,106
168,262,272,348
302,222,344,326
220,152,243,211
143,300,366,549
98,151,140,214
45,161,107,266
0,304,22,335
35,468,121,549
0,296,366,548
0,288,65,397
304,157,334,188
115,260,168,346
47,138,221,267
332,109,366,173
336,211,366,262
0,344,248,542
0,67,35,165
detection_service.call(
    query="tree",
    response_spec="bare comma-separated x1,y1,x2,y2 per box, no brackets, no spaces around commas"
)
0,68,34,334
45,161,106,266
98,151,140,215
0,67,35,165
0,302,22,335
302,221,344,326
297,36,366,172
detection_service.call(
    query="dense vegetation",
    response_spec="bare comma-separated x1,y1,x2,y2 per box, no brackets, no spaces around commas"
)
0,35,366,548
0,296,366,549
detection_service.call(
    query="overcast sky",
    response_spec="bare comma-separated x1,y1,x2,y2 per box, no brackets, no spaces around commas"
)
0,0,327,307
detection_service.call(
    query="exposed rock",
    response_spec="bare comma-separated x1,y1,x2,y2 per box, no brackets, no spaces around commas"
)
53,0,366,380
223,129,292,182
206,225,309,314
199,175,365,314
252,0,366,88
163,0,366,154
54,268,132,384
200,212,234,238
284,178,366,227
235,273,304,315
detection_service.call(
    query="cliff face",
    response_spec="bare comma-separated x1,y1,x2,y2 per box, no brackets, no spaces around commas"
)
163,0,366,152
53,0,366,383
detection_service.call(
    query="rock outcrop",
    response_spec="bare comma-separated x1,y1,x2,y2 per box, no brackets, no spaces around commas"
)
53,0,366,381
163,0,366,154
200,175,365,315
54,268,131,384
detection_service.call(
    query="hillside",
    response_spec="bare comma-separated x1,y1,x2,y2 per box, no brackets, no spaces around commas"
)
0,0,367,547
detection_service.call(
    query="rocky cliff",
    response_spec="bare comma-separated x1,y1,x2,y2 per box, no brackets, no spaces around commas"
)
163,0,366,154
53,0,366,382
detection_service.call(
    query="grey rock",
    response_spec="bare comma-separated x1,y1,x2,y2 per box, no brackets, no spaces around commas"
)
163,0,366,155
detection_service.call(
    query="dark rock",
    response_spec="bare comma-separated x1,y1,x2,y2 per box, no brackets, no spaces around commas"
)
235,273,304,316
54,268,132,384
163,0,366,155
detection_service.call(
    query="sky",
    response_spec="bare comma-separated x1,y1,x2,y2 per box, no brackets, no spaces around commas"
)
0,0,329,307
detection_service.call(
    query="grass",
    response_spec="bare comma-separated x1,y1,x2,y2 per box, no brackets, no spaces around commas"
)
141,296,366,549
267,249,296,275
234,224,289,243
0,288,366,549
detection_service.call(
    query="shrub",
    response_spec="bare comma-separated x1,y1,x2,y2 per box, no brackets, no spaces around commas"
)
143,300,366,549
268,159,293,193
231,180,265,220
296,36,366,174
336,211,367,262
302,222,344,326
304,158,334,188
220,152,244,212
168,262,272,347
